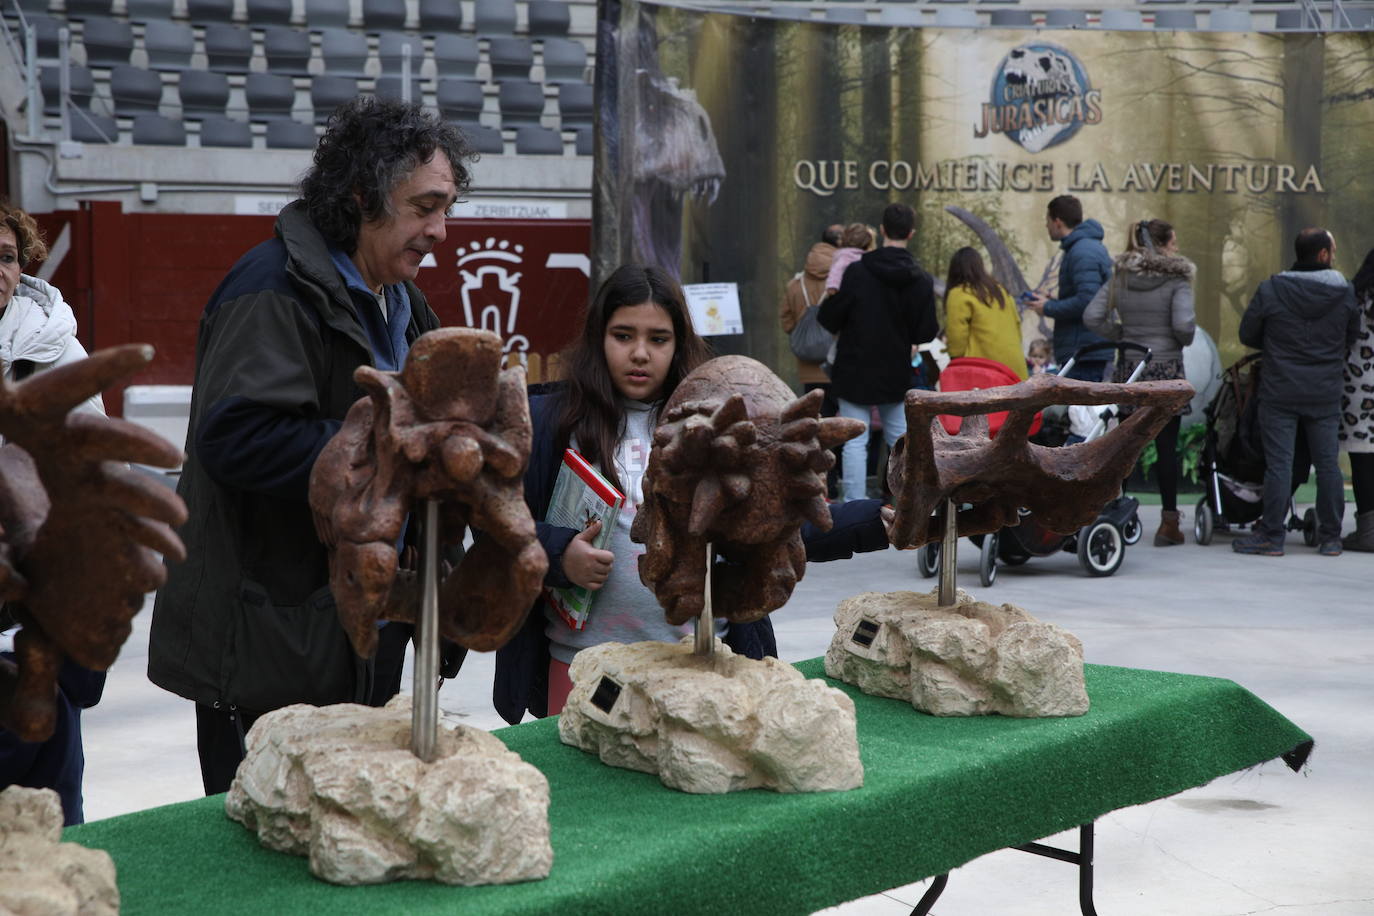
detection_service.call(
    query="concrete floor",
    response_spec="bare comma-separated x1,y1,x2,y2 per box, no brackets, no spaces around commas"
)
72,503,1372,915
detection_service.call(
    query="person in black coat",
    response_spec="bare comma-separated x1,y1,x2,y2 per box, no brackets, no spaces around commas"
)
819,202,938,503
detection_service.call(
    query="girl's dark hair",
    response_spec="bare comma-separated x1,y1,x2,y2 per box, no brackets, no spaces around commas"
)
1353,247,1374,316
558,264,713,491
299,97,475,254
1127,218,1174,253
945,246,1004,309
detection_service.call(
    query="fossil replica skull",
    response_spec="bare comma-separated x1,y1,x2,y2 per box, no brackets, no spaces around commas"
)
310,328,547,658
0,345,188,742
631,356,865,625
886,373,1194,548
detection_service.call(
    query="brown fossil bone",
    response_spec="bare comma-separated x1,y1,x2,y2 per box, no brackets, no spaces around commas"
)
0,344,188,742
886,373,1194,549
631,355,865,625
309,328,547,659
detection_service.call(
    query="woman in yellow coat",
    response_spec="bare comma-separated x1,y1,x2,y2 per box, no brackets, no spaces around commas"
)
943,246,1028,380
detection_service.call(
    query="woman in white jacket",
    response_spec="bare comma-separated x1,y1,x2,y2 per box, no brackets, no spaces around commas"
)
0,199,106,825
0,203,103,416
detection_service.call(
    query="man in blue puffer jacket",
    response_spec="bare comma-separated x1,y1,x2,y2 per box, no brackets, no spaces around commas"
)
1027,195,1113,381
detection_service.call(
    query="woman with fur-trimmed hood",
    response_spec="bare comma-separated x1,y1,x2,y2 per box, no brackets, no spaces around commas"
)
1084,219,1196,546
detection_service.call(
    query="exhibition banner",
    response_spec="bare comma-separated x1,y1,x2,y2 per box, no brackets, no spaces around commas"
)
593,2,1374,373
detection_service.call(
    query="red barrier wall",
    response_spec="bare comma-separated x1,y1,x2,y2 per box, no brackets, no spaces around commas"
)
31,203,591,415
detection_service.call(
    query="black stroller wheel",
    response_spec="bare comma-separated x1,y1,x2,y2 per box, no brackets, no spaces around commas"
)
1194,498,1214,546
917,542,940,579
1302,508,1318,547
979,532,998,587
1077,520,1125,577
1121,513,1143,546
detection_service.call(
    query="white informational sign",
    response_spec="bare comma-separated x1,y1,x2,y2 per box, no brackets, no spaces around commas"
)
233,195,294,216
682,283,743,336
453,198,570,220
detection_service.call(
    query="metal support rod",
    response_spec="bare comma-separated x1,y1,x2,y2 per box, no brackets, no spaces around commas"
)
401,43,412,102
937,498,958,606
410,498,440,762
24,27,38,140
694,540,713,657
58,33,71,142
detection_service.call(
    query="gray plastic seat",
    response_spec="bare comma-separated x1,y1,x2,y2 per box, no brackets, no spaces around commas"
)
247,0,295,25
825,8,867,23
28,17,65,61
204,24,253,72
527,0,570,37
377,32,424,74
40,65,95,115
1274,8,1322,28
773,6,813,21
305,0,351,29
878,7,921,25
263,26,312,75
933,8,979,27
126,0,175,21
497,78,544,128
110,64,164,116
362,0,407,32
515,125,561,155
178,69,230,119
474,0,516,37
266,119,317,148
187,0,236,24
989,8,1033,25
319,27,369,77
1044,9,1087,27
1153,9,1197,29
556,81,591,129
1207,9,1252,29
65,0,113,18
460,122,503,154
245,72,298,119
540,36,585,84
142,20,195,70
419,0,462,33
488,36,533,80
436,78,483,124
310,74,357,122
433,34,478,78
131,112,186,145
71,110,119,143
80,17,134,67
1098,8,1142,28
373,74,415,101
1346,8,1374,27
173,70,227,120
199,115,253,147
573,125,592,156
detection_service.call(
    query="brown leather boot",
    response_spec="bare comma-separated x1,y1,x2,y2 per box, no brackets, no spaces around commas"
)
1154,509,1185,546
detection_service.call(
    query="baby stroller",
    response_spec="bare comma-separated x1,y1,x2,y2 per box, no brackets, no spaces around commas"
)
916,343,1149,586
1191,353,1317,546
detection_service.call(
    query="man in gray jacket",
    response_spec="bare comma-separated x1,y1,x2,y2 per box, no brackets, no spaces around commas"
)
148,98,473,793
1233,228,1360,557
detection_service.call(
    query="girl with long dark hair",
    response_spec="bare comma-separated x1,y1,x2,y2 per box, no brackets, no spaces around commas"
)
493,265,889,722
943,246,1027,380
1084,219,1196,546
1338,248,1374,550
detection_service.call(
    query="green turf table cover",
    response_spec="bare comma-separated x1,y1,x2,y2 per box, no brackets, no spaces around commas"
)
65,661,1310,915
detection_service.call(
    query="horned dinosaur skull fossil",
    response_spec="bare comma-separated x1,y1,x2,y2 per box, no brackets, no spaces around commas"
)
631,356,865,625
886,373,1194,548
0,344,188,742
310,328,547,659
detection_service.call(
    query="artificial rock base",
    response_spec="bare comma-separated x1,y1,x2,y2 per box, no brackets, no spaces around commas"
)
226,695,552,886
0,786,119,915
558,638,863,794
825,588,1089,718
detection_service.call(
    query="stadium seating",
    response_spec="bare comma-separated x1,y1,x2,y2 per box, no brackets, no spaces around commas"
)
305,0,352,30
541,36,586,84
178,69,231,119
557,81,592,129
247,0,295,26
132,112,185,145
437,78,485,125
377,32,425,75
363,0,409,33
489,37,534,80
515,125,562,154
79,17,134,67
266,119,318,148
199,115,253,147
39,65,94,114
319,27,370,77
110,64,164,117
498,78,545,128
204,24,253,73
142,20,195,71
419,0,464,34
310,75,358,123
433,34,480,79
474,0,518,37
187,0,235,25
245,72,298,121
527,0,571,37
462,123,504,154
263,26,313,76
70,110,118,143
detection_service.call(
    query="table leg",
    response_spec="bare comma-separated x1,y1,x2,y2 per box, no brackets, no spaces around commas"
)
908,873,948,916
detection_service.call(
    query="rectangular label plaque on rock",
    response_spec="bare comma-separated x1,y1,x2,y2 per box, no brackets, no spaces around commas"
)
590,676,623,714
851,619,880,649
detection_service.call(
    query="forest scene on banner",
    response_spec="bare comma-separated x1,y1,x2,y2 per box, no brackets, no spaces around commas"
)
594,2,1374,379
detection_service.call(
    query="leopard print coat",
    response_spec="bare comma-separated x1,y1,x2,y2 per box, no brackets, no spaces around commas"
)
1339,291,1374,454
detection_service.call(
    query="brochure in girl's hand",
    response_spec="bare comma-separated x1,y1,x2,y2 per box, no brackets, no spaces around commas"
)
545,448,625,630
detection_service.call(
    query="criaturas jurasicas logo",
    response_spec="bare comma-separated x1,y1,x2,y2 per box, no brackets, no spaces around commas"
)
974,44,1102,153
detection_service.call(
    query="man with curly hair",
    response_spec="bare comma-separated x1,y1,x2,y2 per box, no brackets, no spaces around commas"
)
148,98,476,794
